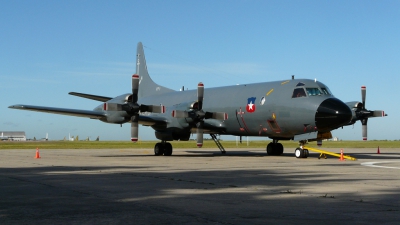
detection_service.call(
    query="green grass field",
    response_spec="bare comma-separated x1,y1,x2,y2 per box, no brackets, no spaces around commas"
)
1,140,399,149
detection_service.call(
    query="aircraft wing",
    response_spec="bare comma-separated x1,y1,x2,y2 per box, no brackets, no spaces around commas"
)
69,92,112,102
138,114,168,126
8,104,168,126
8,105,106,119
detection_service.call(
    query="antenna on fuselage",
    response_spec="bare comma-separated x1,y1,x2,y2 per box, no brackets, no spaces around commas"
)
292,75,294,80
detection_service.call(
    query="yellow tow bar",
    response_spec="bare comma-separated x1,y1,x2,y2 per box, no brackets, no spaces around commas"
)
305,147,357,161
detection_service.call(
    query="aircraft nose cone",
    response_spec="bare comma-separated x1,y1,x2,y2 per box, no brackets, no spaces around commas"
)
315,98,352,132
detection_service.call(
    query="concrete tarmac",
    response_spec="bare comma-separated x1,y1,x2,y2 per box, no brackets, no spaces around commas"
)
1,147,399,225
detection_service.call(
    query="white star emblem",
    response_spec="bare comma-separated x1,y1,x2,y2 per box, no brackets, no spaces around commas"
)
248,101,254,110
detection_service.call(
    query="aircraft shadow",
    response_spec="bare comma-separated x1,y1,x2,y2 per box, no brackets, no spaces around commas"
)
98,150,298,158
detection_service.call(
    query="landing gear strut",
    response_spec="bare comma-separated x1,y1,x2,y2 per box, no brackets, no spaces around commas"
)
154,141,173,156
266,140,284,155
294,141,309,158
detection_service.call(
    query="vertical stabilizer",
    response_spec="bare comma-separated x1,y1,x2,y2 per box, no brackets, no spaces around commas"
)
136,42,175,98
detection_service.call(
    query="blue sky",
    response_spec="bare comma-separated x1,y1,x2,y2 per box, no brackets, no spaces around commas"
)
1,0,399,141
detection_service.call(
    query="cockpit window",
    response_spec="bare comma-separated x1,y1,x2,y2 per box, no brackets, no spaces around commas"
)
306,88,322,96
292,88,307,98
296,82,305,87
321,87,331,95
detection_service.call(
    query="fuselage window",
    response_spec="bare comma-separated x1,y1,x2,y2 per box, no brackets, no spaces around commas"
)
292,88,307,98
306,88,322,96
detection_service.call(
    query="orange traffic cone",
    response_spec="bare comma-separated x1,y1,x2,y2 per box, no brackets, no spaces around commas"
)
35,148,41,159
339,149,345,161
377,146,380,154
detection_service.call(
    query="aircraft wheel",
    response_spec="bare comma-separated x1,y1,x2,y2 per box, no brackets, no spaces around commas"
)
295,148,304,158
154,143,164,156
303,149,309,158
164,142,173,156
266,143,274,155
277,143,284,155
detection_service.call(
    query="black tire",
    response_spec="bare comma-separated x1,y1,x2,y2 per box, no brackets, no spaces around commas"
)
266,143,274,155
154,143,164,156
164,143,173,156
303,149,309,158
277,143,284,155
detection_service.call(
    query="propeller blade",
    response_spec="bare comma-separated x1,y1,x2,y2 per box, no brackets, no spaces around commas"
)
172,110,189,118
372,110,386,117
132,74,139,103
197,82,204,110
103,103,122,111
361,86,366,109
131,114,139,142
140,105,165,113
196,121,204,148
205,112,228,120
361,118,368,141
362,124,367,141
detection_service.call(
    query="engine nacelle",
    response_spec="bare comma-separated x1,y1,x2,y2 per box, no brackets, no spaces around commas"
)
346,101,363,110
100,112,130,124
345,101,362,125
124,94,133,103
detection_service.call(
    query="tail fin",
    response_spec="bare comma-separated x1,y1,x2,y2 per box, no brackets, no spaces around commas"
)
136,42,174,98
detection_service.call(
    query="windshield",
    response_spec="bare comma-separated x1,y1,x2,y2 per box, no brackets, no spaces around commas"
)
292,84,333,98
306,88,322,96
321,87,331,95
292,88,307,98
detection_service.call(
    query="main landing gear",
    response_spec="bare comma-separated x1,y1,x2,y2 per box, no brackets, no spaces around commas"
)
154,134,227,156
266,140,284,155
154,141,173,156
294,141,309,158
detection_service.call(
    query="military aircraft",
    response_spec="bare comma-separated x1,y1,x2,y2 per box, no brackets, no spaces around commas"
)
9,42,387,157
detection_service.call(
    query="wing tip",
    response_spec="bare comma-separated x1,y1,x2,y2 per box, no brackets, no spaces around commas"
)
8,104,22,109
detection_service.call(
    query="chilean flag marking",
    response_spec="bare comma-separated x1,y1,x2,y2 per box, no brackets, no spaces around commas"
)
246,97,256,113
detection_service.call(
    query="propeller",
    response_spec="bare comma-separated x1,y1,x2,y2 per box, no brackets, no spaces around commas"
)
172,82,228,148
196,83,204,147
361,86,367,140
355,86,387,141
129,74,140,142
103,74,165,142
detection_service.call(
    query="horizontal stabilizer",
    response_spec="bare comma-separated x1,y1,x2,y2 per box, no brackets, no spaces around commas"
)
69,92,112,102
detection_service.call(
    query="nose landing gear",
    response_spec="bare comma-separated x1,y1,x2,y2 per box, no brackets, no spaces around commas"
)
294,140,309,158
294,147,309,158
